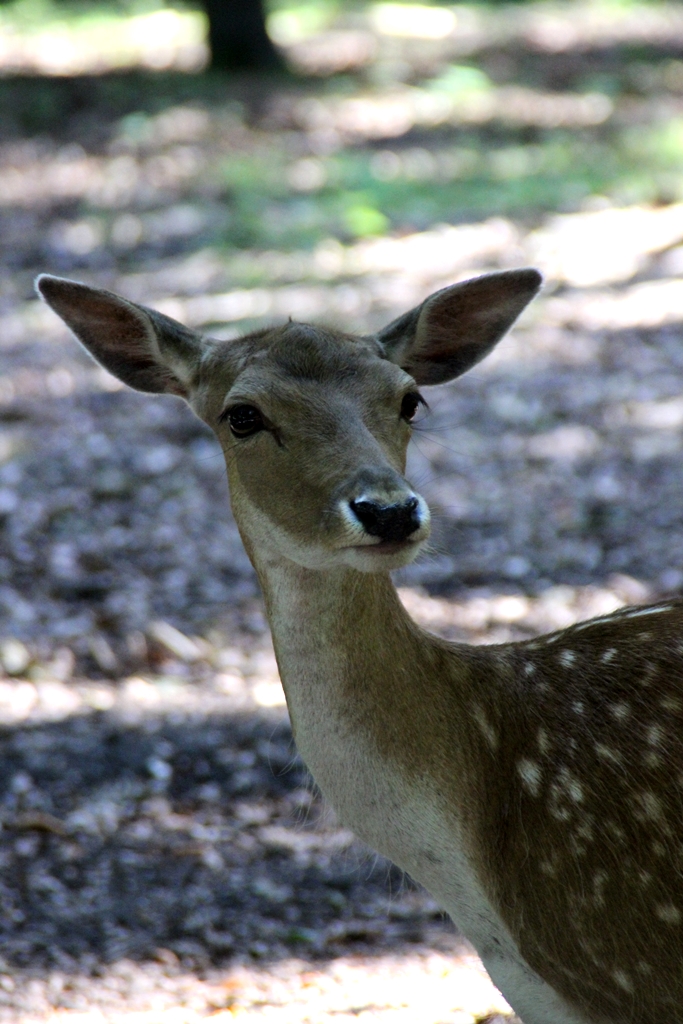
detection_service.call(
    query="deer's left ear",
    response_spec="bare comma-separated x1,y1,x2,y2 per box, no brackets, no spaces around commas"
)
36,275,207,398
377,269,542,385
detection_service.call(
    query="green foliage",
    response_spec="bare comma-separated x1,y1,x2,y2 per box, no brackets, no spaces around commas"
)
427,64,493,97
0,0,171,16
209,119,683,253
1,0,682,257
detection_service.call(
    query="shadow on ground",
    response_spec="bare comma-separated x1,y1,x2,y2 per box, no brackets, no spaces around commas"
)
0,702,453,979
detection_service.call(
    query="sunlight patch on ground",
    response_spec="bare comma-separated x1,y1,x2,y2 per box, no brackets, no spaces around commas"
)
2,1,683,79
6,197,683,349
547,278,683,331
398,576,650,646
529,204,683,287
2,1,683,78
0,623,283,726
11,950,513,1024
0,579,653,729
114,204,683,337
516,2,683,52
370,4,458,40
290,85,614,140
0,9,206,75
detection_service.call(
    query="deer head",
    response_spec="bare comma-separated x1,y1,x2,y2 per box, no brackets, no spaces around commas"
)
36,269,540,574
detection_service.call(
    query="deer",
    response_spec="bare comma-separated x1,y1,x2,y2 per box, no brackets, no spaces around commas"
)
36,268,683,1024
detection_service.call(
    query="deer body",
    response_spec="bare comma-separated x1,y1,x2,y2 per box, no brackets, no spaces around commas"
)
258,559,592,1024
37,270,683,1024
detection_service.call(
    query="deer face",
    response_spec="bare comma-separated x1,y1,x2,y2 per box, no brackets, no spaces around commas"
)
36,269,541,573
200,321,431,571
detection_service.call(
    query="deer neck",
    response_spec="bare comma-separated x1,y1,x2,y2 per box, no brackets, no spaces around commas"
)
251,550,422,720
246,546,481,859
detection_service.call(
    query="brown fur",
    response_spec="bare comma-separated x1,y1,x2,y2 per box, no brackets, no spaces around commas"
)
37,269,683,1024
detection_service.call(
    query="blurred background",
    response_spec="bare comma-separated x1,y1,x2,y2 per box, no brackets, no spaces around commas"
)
1,0,683,1020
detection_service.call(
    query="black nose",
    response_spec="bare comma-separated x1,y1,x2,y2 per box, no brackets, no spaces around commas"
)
350,496,421,542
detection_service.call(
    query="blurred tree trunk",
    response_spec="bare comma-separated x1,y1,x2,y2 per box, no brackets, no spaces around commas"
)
201,0,284,71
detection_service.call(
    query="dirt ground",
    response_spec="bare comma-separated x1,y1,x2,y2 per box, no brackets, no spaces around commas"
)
2,2,683,1020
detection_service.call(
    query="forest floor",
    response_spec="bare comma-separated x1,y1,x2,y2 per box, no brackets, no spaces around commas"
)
2,1,683,1019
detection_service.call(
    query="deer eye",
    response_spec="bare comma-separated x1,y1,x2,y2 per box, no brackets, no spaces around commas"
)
225,404,265,438
400,392,424,422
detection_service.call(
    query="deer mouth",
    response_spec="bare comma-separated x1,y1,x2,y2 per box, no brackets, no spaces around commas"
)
344,536,426,565
362,538,422,554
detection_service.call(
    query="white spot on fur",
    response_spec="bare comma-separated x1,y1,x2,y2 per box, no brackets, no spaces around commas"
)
606,821,626,844
517,758,542,797
610,702,630,721
661,696,682,712
595,743,622,765
558,650,576,667
567,778,584,803
640,792,663,820
552,767,584,806
601,648,617,663
473,706,498,751
644,750,663,769
647,725,664,746
612,970,633,993
524,661,536,676
549,803,571,821
655,904,681,925
537,728,551,755
572,701,584,715
592,870,609,907
576,820,594,841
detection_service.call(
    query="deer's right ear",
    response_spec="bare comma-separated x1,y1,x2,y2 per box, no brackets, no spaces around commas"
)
377,269,542,386
36,275,206,398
